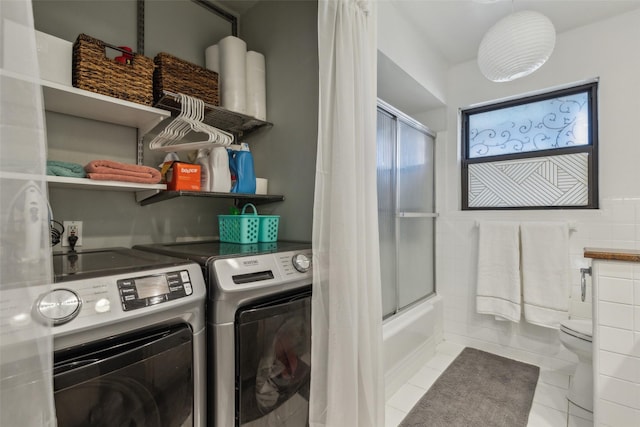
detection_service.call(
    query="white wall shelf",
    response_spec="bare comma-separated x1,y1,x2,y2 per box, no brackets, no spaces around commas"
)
47,176,166,192
2,71,282,203
41,79,170,135
0,172,166,192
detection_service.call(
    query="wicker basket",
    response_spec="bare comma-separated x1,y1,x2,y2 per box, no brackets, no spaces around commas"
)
72,34,154,105
153,52,219,106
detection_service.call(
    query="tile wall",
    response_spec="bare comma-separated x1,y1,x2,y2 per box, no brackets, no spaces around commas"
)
435,6,640,378
433,9,640,422
437,197,640,372
592,259,640,425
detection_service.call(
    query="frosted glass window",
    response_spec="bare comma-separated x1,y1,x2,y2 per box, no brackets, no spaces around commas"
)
461,81,598,210
468,92,589,158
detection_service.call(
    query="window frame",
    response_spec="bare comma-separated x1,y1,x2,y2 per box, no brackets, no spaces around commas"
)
461,81,599,210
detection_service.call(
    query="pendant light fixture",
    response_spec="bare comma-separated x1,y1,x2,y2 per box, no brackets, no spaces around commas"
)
477,9,556,82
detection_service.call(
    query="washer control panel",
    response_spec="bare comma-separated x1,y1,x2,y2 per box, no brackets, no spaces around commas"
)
292,253,312,273
0,261,206,353
117,270,193,311
214,249,312,292
36,289,82,325
32,281,111,327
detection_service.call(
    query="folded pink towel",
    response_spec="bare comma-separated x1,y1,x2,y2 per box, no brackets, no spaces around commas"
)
85,160,161,184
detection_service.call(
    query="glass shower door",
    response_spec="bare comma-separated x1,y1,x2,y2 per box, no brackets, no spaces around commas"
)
396,121,435,310
377,108,398,318
377,102,435,318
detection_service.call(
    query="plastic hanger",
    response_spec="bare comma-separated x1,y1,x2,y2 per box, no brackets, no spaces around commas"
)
148,93,235,152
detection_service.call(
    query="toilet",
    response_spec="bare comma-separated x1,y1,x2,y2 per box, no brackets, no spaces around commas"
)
559,318,593,413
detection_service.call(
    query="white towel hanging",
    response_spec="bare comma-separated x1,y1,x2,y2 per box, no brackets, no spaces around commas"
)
476,221,522,323
520,222,570,329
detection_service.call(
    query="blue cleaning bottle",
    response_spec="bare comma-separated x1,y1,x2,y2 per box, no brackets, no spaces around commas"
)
228,148,256,194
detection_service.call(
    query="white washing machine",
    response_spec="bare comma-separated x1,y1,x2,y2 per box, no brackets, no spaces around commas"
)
6,247,208,427
134,241,312,427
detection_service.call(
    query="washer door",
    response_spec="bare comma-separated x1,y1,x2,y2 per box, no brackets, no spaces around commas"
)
54,324,194,427
235,288,311,427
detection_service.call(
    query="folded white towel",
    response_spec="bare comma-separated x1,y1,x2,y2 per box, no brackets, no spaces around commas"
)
521,222,570,329
476,221,521,322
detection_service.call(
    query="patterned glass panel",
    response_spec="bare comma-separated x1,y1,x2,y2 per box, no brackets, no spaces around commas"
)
468,153,589,208
468,92,589,158
397,217,434,309
398,121,434,213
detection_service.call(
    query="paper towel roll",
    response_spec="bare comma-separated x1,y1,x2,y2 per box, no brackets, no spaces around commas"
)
218,35,247,114
256,178,268,195
246,51,266,121
205,44,219,73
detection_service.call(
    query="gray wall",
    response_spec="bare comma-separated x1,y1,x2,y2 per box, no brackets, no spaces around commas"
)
34,0,318,248
33,1,137,48
240,0,318,241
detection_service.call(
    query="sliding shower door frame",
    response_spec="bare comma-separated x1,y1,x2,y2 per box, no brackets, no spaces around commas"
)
378,99,437,320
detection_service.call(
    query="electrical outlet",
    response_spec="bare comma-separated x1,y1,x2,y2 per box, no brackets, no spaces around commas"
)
62,220,83,247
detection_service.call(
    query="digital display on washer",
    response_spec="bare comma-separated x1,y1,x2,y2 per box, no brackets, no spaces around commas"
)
135,275,170,299
117,271,194,311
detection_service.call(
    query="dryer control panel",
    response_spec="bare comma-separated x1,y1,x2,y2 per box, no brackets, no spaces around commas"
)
117,270,193,311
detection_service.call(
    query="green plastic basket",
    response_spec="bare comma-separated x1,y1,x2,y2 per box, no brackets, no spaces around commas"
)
218,204,260,244
258,215,280,242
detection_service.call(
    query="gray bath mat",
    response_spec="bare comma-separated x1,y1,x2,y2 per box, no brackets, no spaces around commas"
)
399,347,540,427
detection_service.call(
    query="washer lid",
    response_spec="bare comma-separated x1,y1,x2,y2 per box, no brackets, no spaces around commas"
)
560,319,593,341
133,240,311,266
52,248,194,283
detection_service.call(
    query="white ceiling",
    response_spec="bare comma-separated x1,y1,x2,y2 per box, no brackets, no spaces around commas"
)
219,0,640,116
392,0,640,66
221,0,640,67
384,0,640,116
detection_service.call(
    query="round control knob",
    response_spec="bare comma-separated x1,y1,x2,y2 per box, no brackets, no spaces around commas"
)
36,289,81,326
94,298,111,314
292,253,311,273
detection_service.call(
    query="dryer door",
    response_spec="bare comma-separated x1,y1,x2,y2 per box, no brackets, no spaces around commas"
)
235,287,311,427
54,324,194,427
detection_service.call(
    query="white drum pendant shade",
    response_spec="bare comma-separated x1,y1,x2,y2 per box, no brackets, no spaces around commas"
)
478,10,556,82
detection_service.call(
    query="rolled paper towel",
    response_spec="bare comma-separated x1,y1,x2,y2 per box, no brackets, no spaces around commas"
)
246,51,266,121
205,44,219,73
219,35,247,114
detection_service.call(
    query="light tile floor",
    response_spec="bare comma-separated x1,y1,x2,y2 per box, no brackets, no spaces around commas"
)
385,341,594,427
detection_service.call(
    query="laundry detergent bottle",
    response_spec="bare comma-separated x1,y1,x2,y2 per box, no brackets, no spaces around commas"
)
228,148,256,194
210,147,232,192
195,148,211,191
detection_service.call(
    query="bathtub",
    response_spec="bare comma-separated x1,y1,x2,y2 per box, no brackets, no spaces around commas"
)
383,295,443,399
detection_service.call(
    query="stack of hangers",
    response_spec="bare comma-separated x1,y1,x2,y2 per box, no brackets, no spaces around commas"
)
149,93,234,152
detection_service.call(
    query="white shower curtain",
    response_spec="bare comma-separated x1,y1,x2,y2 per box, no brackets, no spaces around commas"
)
310,1,383,426
0,0,56,425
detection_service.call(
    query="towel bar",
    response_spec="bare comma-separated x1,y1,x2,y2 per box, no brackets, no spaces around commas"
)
473,221,578,232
